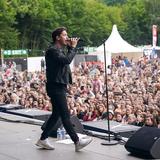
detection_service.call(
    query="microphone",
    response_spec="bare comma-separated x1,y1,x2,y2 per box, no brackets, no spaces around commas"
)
79,38,84,42
67,38,84,42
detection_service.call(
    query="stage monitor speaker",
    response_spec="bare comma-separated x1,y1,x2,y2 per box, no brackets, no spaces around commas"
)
0,104,24,112
6,108,51,121
125,126,160,159
41,115,84,138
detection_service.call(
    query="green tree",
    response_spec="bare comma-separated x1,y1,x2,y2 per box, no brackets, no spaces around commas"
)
122,0,150,45
100,0,127,6
0,0,19,49
54,0,126,46
3,0,159,55
144,0,160,45
15,0,57,55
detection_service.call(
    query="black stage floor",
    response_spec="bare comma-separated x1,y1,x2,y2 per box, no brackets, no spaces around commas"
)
0,112,144,160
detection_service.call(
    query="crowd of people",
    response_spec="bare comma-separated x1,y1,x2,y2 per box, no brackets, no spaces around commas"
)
0,55,160,128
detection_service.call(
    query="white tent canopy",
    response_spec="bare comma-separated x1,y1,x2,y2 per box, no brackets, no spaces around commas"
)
97,25,142,53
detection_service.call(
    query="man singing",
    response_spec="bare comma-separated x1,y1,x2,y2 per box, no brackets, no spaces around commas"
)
36,27,92,151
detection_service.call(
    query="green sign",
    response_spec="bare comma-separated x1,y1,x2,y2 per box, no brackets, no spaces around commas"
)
3,50,28,55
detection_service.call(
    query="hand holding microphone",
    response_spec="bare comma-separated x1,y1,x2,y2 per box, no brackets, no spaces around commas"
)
66,37,80,48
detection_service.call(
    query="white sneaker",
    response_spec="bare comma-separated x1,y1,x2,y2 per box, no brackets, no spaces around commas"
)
75,137,92,152
36,139,54,150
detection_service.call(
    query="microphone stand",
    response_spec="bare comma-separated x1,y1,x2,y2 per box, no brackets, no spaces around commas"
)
101,41,118,145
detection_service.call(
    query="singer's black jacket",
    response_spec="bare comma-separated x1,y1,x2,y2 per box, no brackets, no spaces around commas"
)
45,42,76,94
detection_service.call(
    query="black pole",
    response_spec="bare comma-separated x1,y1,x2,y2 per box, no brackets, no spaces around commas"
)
101,41,118,145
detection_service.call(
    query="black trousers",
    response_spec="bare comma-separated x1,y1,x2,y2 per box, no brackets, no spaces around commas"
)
41,83,79,143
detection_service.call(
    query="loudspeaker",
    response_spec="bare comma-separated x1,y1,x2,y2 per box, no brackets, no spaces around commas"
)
41,115,84,138
125,126,160,159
